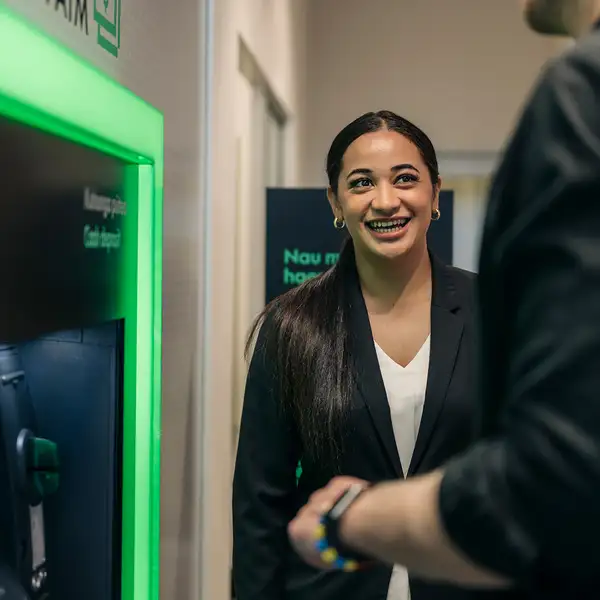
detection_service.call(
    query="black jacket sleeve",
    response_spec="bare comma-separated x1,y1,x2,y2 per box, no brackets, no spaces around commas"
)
232,321,301,600
438,44,600,589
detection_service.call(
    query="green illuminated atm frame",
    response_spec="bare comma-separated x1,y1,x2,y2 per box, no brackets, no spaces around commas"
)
0,6,163,600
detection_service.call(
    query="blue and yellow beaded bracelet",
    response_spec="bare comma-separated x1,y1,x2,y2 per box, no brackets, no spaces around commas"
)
313,516,361,572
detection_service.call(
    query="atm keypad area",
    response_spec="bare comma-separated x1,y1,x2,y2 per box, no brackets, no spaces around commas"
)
0,324,124,600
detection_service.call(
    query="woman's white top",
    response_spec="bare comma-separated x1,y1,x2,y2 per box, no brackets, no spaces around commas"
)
374,336,431,600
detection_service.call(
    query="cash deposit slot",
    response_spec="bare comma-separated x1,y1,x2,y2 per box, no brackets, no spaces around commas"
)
0,7,163,600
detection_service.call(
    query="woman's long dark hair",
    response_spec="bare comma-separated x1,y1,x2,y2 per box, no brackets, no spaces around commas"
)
247,110,440,466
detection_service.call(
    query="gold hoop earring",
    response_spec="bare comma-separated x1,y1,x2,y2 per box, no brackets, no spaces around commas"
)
333,216,346,230
431,208,441,221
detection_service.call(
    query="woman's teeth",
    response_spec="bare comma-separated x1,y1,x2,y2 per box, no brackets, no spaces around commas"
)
367,218,410,232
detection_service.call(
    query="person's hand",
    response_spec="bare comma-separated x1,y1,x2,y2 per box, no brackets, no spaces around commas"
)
287,476,368,570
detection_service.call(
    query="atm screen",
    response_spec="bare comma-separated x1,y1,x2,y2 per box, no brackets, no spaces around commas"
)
0,115,130,341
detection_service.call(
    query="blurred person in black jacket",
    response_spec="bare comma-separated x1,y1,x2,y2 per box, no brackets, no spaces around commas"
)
289,2,600,599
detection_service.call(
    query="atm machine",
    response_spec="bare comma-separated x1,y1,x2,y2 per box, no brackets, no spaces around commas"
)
0,7,163,600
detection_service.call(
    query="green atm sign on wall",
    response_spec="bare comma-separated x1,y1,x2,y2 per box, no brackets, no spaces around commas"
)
94,0,121,57
22,0,122,57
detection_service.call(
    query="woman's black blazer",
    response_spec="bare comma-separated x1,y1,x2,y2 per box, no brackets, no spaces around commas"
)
233,254,512,600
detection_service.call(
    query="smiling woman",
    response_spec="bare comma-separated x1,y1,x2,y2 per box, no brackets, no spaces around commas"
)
233,111,493,600
326,115,441,265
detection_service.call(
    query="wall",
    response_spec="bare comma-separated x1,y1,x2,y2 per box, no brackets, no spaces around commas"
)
204,1,308,599
304,0,565,183
302,0,567,272
1,1,210,599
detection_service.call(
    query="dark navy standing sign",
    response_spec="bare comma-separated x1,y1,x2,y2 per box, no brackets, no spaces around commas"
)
428,190,454,264
265,188,454,303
